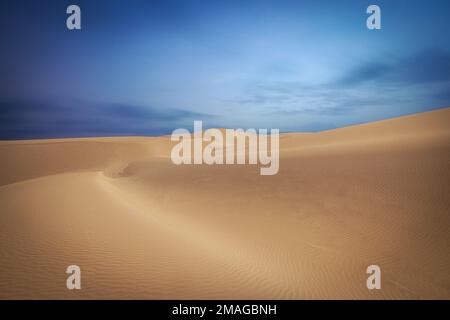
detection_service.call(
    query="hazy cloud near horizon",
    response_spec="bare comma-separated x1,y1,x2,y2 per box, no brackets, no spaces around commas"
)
0,98,213,139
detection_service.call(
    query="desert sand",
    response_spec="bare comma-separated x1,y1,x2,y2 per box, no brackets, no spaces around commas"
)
0,108,449,299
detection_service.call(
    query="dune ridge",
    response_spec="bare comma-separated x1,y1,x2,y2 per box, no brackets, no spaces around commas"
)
0,108,449,299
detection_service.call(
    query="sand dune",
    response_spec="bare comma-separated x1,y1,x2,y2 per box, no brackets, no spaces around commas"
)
0,108,449,299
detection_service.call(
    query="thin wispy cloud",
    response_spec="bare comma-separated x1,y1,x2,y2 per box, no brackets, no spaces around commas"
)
236,49,450,131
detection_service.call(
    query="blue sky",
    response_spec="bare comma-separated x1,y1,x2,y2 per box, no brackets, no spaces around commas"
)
1,0,450,138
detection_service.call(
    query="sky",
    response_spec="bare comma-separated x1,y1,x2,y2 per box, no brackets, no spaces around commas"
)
1,0,450,139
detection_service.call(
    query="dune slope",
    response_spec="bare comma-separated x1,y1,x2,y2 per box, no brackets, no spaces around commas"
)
0,108,449,299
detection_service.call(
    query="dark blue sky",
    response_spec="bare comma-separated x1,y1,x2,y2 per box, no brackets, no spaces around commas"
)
1,0,450,139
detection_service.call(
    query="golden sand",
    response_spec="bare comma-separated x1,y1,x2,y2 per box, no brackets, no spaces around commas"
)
0,108,449,299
